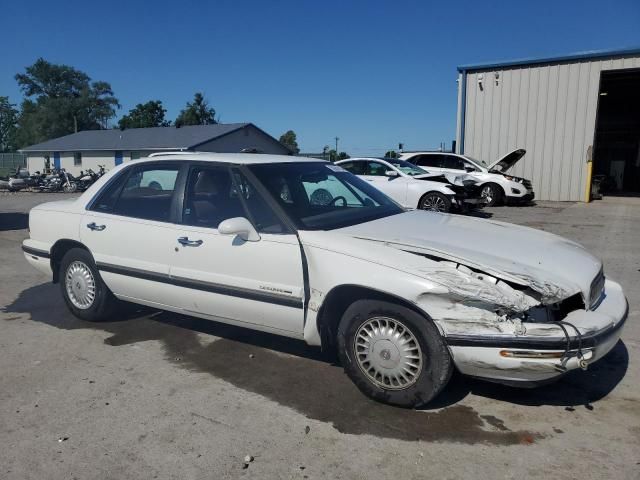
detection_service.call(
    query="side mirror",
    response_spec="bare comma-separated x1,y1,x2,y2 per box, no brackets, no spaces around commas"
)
219,217,261,242
464,167,475,173
385,170,399,178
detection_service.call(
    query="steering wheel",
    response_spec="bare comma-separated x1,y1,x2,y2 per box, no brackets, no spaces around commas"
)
329,195,347,206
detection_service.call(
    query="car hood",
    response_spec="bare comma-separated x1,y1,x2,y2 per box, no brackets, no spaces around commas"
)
487,149,526,173
327,210,601,304
413,173,473,186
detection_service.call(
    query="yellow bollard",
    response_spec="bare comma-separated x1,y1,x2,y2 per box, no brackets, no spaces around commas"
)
584,146,593,203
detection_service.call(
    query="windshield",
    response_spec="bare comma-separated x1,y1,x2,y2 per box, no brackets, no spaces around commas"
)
249,162,404,230
384,159,428,176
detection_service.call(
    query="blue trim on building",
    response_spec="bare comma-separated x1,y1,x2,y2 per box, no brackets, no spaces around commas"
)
459,71,467,154
114,151,123,166
53,152,60,169
457,46,640,73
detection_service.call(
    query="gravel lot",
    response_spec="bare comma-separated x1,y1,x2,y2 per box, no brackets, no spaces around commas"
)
1,192,639,480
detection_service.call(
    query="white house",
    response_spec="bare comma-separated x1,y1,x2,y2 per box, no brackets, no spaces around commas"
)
20,123,291,176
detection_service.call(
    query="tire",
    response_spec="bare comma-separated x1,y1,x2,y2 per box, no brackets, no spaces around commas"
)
59,248,118,322
337,300,453,408
480,183,503,206
418,192,452,213
63,182,78,193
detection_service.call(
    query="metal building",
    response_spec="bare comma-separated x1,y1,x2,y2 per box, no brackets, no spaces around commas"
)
455,47,640,201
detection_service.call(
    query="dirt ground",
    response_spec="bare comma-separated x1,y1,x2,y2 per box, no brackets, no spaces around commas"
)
1,192,638,480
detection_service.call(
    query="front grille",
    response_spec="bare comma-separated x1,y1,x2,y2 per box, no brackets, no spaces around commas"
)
522,179,533,190
589,269,605,309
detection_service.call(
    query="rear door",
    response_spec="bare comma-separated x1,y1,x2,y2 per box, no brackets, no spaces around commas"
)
361,161,409,206
80,162,185,308
410,154,445,174
167,164,305,336
440,154,466,175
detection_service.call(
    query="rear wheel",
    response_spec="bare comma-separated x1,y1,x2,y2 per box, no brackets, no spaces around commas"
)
419,192,452,213
480,183,503,206
60,248,118,321
337,300,453,408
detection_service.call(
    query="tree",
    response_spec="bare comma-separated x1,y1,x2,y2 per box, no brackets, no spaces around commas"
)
118,100,170,129
384,150,398,158
278,130,300,154
14,58,119,147
0,96,18,152
175,92,217,127
326,149,349,161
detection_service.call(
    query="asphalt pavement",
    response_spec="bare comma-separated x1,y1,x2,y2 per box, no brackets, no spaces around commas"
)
1,192,638,479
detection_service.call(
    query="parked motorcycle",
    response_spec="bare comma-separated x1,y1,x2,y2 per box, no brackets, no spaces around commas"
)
39,169,78,193
76,165,107,191
0,166,36,192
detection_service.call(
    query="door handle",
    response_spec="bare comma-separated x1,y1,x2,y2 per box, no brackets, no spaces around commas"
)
87,222,106,231
178,236,203,247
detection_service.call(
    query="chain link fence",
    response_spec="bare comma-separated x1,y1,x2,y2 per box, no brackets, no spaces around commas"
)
0,153,27,178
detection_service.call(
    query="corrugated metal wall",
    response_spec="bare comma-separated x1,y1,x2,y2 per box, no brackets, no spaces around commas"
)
458,55,640,201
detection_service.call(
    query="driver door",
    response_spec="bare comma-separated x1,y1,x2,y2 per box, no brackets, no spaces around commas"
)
168,164,305,337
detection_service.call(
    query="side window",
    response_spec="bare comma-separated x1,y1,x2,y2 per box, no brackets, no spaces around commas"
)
113,165,180,221
182,166,244,229
413,155,443,168
340,161,365,175
443,155,465,170
364,161,389,176
90,171,130,213
231,170,287,234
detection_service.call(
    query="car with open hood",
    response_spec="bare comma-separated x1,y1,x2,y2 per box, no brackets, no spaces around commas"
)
22,153,626,408
399,149,533,206
335,157,485,213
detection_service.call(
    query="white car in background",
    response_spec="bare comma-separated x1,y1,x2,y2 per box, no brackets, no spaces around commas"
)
336,157,485,213
399,149,534,206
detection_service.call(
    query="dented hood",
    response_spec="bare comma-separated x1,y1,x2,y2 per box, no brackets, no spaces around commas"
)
333,210,601,303
487,148,526,173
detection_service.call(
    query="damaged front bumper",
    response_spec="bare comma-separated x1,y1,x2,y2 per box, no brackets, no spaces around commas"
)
444,279,628,385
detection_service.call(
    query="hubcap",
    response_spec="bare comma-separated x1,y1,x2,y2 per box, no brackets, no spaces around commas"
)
481,186,494,203
354,317,423,390
65,261,96,309
422,195,446,212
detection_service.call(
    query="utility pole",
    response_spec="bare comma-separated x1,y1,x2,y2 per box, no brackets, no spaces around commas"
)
335,137,339,154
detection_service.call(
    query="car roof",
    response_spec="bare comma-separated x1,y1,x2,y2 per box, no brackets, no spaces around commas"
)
399,151,456,155
140,152,327,165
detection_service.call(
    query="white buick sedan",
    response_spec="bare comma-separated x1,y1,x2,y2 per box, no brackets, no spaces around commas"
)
23,153,627,407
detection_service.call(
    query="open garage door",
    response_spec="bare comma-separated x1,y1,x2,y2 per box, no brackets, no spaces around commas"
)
593,69,640,196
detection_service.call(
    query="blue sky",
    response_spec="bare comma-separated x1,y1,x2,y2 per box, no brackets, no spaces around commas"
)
3,0,639,155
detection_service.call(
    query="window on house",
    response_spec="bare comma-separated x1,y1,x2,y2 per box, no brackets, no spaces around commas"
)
74,152,82,166
130,151,140,160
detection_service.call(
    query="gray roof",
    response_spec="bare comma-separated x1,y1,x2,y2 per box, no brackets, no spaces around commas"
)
20,123,251,152
457,46,640,72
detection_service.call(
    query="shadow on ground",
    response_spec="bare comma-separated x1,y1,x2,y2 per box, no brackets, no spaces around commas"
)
0,212,29,231
2,282,629,444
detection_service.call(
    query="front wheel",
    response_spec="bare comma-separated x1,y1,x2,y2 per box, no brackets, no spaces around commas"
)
337,300,453,408
419,192,452,212
63,182,78,193
60,248,118,321
480,183,503,206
